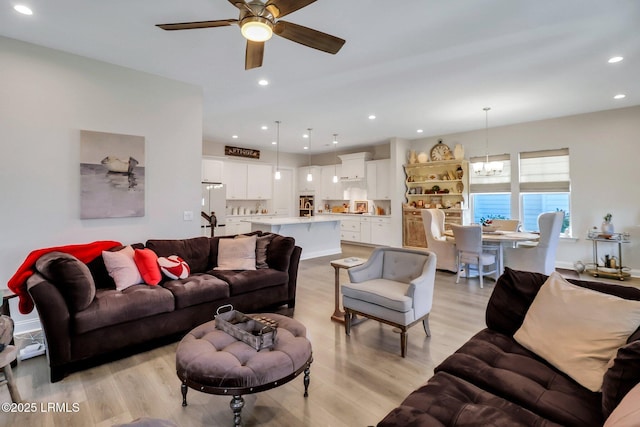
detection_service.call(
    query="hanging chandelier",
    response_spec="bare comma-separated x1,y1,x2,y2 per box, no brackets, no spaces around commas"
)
306,128,313,182
473,107,503,176
332,134,338,183
274,120,281,180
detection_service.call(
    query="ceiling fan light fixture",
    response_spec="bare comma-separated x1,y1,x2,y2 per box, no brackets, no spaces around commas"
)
241,17,273,42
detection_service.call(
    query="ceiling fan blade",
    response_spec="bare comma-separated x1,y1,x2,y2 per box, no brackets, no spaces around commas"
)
245,40,265,70
274,21,345,54
156,19,237,31
265,0,317,18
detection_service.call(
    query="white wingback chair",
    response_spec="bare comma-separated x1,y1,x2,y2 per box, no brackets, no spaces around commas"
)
503,211,564,275
491,219,521,232
421,209,458,273
341,247,436,357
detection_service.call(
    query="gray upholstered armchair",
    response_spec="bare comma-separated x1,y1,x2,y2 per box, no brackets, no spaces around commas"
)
341,247,437,357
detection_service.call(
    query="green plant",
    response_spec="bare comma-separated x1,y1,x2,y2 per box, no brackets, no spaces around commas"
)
556,208,570,233
604,213,612,223
479,214,506,226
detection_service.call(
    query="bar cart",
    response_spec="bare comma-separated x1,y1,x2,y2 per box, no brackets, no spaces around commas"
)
585,233,631,280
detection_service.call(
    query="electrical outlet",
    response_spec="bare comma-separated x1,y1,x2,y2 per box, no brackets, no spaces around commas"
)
183,211,194,221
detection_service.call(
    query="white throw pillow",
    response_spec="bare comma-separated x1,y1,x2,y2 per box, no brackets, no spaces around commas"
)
102,245,144,291
215,235,257,270
514,272,640,392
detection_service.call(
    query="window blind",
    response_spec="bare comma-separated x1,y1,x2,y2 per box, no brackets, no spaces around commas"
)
519,148,570,192
469,154,511,193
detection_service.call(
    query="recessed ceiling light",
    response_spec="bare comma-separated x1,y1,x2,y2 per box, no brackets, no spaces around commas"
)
232,135,238,139
368,115,376,120
608,56,624,64
258,79,269,86
614,94,626,99
271,141,277,145
261,125,268,130
14,5,33,15
417,129,424,133
303,146,309,150
303,134,309,138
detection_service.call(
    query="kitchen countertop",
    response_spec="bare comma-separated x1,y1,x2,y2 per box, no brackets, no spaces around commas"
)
243,216,342,225
317,213,392,217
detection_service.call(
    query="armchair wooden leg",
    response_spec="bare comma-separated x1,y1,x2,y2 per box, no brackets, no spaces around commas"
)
422,315,431,337
400,329,408,358
344,309,351,336
3,364,22,403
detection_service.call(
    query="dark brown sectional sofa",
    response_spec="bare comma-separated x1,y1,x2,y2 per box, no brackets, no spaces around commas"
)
26,232,301,382
377,268,640,427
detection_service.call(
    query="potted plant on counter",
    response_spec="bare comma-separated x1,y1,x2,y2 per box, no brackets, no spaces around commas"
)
602,213,614,235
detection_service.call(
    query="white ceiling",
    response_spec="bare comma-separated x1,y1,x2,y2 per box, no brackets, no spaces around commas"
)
1,0,638,153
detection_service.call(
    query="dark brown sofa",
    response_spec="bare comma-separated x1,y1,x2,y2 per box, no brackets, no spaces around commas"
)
26,232,301,382
377,268,640,427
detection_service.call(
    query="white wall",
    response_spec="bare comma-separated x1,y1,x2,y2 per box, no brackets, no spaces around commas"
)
409,106,640,272
0,37,203,333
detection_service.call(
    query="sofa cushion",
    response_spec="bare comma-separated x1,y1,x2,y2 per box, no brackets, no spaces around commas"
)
158,255,191,279
35,252,96,312
133,248,162,285
341,279,412,312
264,234,295,272
604,382,640,427
207,268,288,296
74,285,175,334
102,246,144,291
209,232,261,268
377,371,563,427
602,340,640,418
215,235,257,270
513,272,640,392
146,237,211,274
256,234,275,269
160,273,230,309
435,328,603,427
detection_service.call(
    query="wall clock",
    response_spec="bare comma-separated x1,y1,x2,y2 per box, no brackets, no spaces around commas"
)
430,141,452,161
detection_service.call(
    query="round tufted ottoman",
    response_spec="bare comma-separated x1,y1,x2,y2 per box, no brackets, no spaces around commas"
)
176,313,312,426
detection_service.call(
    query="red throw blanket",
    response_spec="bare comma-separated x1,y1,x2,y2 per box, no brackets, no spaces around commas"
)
7,240,121,314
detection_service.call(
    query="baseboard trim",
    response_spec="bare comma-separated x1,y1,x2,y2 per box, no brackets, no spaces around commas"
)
14,318,43,336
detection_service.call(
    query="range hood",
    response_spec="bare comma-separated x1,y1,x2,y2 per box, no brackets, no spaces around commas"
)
338,152,372,181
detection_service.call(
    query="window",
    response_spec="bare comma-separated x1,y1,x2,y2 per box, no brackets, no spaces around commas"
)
519,149,571,234
470,154,511,223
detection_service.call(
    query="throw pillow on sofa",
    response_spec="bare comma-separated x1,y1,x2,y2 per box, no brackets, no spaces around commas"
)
602,340,640,417
157,255,190,279
255,234,275,269
134,248,162,285
35,251,96,311
514,272,640,392
216,235,257,270
102,246,144,291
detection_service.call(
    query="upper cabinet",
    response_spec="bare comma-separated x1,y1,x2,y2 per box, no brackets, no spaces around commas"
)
223,162,272,200
366,159,391,200
319,164,344,200
298,166,320,193
202,158,224,183
338,152,372,181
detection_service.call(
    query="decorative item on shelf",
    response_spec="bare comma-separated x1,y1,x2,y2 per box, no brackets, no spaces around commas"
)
427,173,438,180
416,200,424,208
416,186,422,194
574,260,586,274
456,166,464,179
453,143,465,160
602,213,614,234
430,139,453,161
408,150,417,164
456,182,464,193
417,152,429,163
407,175,414,182
431,185,440,192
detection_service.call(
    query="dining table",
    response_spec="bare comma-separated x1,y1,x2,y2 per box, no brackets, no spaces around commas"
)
444,229,540,274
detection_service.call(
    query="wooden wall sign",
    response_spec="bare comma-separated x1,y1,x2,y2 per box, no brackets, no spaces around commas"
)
225,145,260,159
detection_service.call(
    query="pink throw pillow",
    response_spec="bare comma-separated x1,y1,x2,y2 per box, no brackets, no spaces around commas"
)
134,248,162,286
102,246,143,291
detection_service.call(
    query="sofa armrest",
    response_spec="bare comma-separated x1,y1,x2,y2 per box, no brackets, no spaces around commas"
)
26,273,71,374
287,246,302,307
408,252,437,317
348,249,384,283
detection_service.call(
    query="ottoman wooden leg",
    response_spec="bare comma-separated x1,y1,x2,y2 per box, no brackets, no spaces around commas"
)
230,395,244,427
303,366,310,397
181,382,188,407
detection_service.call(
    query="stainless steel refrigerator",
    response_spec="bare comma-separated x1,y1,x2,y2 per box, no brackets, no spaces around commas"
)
201,183,226,236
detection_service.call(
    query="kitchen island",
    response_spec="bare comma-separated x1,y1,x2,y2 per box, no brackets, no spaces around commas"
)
245,216,341,260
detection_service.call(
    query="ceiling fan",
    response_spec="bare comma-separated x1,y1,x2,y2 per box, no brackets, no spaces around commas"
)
156,0,346,70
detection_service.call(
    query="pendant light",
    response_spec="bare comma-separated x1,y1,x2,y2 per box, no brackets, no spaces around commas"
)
274,120,281,180
306,128,313,182
332,134,339,183
473,107,503,176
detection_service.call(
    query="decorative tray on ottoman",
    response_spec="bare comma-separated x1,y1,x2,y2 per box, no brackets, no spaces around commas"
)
214,305,278,351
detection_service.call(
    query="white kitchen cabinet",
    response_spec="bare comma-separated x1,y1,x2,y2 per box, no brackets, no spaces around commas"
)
360,216,372,244
319,164,344,200
202,158,224,183
224,217,251,236
340,218,361,242
246,164,272,199
366,159,391,200
298,165,320,193
370,217,392,245
223,162,248,199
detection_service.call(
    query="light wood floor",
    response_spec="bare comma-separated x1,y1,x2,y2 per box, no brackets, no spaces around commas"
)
3,244,610,426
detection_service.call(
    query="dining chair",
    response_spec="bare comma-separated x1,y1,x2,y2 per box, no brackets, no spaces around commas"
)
421,209,458,272
341,247,436,357
491,219,521,232
0,315,22,403
503,211,564,275
451,224,499,288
